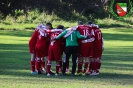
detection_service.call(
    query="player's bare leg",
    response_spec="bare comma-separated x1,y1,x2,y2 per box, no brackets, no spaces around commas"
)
35,57,42,74
30,53,37,74
77,57,83,73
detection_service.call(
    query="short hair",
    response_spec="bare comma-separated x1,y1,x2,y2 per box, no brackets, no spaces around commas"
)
78,21,83,25
56,25,64,29
46,22,53,28
87,21,92,25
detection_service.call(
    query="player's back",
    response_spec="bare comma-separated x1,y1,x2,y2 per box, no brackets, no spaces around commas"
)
50,31,62,47
36,31,48,47
64,30,86,46
77,25,94,45
77,25,90,36
94,28,102,46
29,29,38,44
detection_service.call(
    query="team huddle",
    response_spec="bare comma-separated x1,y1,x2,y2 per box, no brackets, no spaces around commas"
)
29,21,104,76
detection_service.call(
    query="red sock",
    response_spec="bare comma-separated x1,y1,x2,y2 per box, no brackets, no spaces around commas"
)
41,59,45,69
35,60,41,73
66,61,69,69
30,60,35,72
84,62,89,73
78,62,83,71
59,60,62,69
56,65,60,74
46,63,51,74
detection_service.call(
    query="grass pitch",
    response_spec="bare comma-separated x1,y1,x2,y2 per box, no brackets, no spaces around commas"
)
0,28,133,88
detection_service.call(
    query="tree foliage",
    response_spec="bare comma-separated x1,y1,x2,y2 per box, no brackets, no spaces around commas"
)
0,0,116,20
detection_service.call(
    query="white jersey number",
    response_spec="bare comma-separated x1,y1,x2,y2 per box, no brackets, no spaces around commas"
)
83,28,89,36
97,32,102,40
70,34,73,41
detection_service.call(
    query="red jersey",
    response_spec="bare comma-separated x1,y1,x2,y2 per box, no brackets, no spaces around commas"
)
93,27,103,58
93,28,103,47
35,30,49,57
29,29,38,53
77,25,94,57
49,31,62,47
36,31,49,48
77,25,95,44
29,29,38,45
77,25,91,36
45,29,63,47
46,30,63,61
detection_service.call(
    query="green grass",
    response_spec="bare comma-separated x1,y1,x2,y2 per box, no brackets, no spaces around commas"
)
0,28,133,88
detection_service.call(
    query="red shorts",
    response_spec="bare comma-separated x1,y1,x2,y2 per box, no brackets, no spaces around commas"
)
48,46,61,61
35,45,48,58
78,43,93,57
29,41,36,54
93,46,102,58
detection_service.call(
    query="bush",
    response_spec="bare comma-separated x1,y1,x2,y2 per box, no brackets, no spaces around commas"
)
2,14,15,25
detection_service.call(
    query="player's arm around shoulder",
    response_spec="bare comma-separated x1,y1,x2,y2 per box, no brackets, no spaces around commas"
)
56,30,67,39
76,30,87,39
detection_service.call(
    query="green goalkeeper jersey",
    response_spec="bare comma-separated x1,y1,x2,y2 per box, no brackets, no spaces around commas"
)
56,29,87,46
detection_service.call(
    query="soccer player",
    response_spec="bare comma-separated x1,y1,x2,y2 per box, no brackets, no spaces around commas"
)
77,21,95,74
29,24,43,74
35,24,49,74
40,23,53,72
77,21,84,73
46,25,64,76
60,32,70,73
55,27,90,76
89,24,104,75
59,32,66,72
